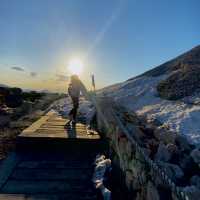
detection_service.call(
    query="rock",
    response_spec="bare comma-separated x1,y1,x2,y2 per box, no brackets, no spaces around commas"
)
183,186,200,200
190,176,200,189
126,140,135,160
136,187,146,200
154,143,171,162
0,114,10,128
180,155,196,176
125,169,134,190
175,135,191,152
146,181,160,200
141,147,151,157
146,139,159,158
130,125,146,144
190,148,200,165
158,162,184,182
157,64,200,100
123,111,140,125
166,143,180,163
132,177,140,191
166,143,178,154
141,126,154,138
146,117,162,127
138,170,148,185
154,128,176,144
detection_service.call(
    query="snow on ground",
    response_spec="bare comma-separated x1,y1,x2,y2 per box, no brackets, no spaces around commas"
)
49,97,95,124
100,75,200,145
48,74,200,145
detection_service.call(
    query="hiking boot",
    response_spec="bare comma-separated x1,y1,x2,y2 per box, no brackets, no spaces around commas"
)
72,119,76,125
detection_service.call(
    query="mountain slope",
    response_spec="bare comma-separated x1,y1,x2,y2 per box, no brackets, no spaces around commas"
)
100,45,200,144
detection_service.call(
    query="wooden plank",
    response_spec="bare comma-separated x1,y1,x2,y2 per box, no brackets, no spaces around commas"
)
11,168,91,180
19,133,67,138
18,112,100,140
20,116,50,134
37,127,65,131
0,194,58,200
0,193,96,200
77,135,100,139
1,180,93,194
0,153,20,189
41,124,66,128
20,131,100,139
17,161,91,169
47,119,67,122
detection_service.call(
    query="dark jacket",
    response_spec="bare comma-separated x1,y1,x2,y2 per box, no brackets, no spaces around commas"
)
68,79,87,98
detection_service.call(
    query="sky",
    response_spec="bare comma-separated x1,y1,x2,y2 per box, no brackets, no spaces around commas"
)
0,0,200,92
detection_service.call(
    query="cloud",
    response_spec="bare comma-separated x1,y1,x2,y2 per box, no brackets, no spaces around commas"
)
30,72,37,77
56,74,69,82
11,66,25,71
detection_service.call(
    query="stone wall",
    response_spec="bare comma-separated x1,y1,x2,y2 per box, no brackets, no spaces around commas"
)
96,97,200,200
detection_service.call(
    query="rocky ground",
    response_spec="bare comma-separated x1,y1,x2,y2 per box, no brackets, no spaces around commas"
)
97,99,200,200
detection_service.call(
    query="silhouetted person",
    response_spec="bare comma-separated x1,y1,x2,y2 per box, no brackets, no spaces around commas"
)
68,75,88,124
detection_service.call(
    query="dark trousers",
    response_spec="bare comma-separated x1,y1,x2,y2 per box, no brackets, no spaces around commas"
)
69,96,79,121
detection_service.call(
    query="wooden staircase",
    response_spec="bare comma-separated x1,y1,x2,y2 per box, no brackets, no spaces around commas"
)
0,111,105,200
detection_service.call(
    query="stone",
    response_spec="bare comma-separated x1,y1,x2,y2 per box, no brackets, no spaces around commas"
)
0,114,10,128
175,135,191,152
126,140,135,160
129,124,146,144
190,148,200,165
158,162,184,182
146,117,162,127
140,126,154,138
118,137,127,156
154,143,171,162
136,188,146,200
141,147,151,157
130,161,144,180
138,170,148,185
183,186,200,200
166,143,180,163
154,128,176,144
146,139,159,158
132,176,140,191
179,155,196,175
125,169,134,190
146,181,160,200
123,111,139,125
166,143,178,154
190,176,200,189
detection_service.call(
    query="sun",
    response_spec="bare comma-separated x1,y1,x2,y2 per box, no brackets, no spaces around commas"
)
68,58,83,76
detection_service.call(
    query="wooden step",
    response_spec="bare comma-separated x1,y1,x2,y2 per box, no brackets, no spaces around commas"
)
1,180,94,194
0,193,97,200
11,168,92,181
0,111,107,199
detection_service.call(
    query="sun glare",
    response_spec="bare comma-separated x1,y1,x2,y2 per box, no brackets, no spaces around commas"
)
68,58,83,76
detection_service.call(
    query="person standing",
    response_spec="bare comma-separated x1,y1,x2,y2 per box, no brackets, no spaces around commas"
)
68,75,87,124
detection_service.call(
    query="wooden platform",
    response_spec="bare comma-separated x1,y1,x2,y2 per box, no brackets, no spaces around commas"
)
19,111,100,140
0,111,104,200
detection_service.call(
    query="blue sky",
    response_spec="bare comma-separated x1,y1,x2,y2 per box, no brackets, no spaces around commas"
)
0,0,200,92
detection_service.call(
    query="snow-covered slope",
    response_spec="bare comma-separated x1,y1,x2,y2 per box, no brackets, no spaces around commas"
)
100,46,200,145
